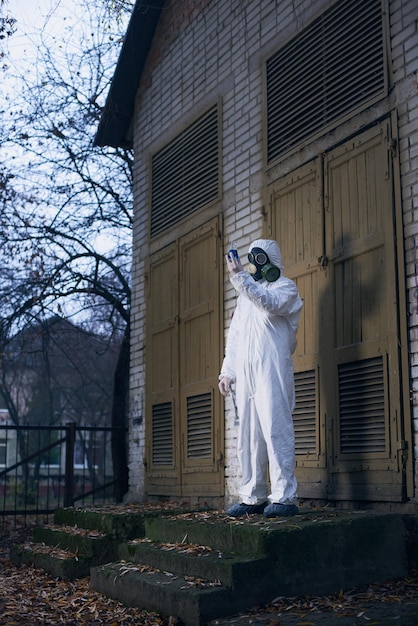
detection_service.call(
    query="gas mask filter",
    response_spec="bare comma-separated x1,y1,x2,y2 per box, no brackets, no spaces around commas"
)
248,247,281,282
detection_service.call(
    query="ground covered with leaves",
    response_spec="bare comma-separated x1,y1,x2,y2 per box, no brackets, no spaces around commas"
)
0,518,168,626
0,515,418,625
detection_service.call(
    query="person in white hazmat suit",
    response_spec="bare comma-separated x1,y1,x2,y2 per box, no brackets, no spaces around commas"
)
219,239,303,518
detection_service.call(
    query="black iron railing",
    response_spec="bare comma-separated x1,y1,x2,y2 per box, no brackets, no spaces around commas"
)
0,423,127,524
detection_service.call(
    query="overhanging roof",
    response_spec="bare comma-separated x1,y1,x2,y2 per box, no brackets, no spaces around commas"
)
94,0,165,149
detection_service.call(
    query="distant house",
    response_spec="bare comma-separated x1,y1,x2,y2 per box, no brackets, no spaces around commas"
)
0,318,119,487
1,316,118,428
96,0,418,511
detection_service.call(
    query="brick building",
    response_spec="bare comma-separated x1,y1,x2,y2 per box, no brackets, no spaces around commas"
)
96,0,418,511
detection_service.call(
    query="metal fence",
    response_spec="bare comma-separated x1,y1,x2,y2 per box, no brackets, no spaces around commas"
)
0,423,127,525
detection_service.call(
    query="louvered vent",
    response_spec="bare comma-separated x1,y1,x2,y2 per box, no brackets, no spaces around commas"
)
339,357,386,454
187,393,212,459
152,402,173,465
266,0,385,161
293,369,316,455
151,106,219,237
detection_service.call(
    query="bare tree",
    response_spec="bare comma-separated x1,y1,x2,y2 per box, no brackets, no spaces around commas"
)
0,0,16,47
0,0,134,500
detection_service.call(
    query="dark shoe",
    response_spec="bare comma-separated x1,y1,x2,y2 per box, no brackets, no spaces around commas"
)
226,502,267,517
264,503,299,517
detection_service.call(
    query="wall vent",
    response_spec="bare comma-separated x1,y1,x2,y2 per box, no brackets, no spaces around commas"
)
266,0,386,161
338,357,386,454
151,106,219,237
187,393,212,459
152,402,173,465
293,369,317,455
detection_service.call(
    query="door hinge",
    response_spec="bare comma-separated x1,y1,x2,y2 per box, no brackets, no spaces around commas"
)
397,440,407,453
396,440,408,474
389,138,397,158
318,255,329,270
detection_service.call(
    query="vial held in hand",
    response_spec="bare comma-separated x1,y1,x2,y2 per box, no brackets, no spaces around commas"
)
229,241,239,260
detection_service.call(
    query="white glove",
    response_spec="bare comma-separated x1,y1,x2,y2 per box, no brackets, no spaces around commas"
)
218,376,232,396
225,253,244,275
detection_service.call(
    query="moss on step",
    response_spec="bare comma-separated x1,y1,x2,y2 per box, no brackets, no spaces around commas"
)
10,542,92,579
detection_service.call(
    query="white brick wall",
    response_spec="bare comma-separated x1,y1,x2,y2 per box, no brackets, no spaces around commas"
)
391,0,418,495
128,0,418,505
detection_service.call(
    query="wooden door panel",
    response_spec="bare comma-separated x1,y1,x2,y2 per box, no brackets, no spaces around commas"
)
294,268,321,359
269,160,328,498
151,328,177,392
179,219,224,495
333,245,387,349
145,244,181,494
325,122,405,500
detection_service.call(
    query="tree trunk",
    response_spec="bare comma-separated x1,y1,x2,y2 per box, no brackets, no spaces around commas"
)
111,323,130,502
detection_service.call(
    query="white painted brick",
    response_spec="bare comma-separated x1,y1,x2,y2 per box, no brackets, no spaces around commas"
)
392,23,417,48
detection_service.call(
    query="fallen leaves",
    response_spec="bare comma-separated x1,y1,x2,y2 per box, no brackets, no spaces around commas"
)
181,575,222,589
0,563,165,625
267,572,418,615
53,525,107,539
0,525,166,625
113,557,223,589
130,537,223,559
160,541,220,558
19,541,79,560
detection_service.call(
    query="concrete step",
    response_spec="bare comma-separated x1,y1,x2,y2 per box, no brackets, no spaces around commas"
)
10,524,120,579
144,512,270,556
9,504,205,580
33,525,120,560
143,509,408,587
119,537,268,590
90,560,240,626
89,509,409,626
10,541,93,579
53,503,202,539
52,505,152,539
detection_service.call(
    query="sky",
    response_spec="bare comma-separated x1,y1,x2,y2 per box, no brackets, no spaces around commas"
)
7,0,76,64
2,1,90,106
5,1,131,93
1,1,133,325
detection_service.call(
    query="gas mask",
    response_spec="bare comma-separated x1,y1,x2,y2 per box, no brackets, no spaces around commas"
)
248,247,281,282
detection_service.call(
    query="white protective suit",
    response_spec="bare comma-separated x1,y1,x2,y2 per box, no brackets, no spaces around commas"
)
220,239,303,505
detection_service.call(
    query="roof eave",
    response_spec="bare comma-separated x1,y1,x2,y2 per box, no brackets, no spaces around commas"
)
94,0,165,149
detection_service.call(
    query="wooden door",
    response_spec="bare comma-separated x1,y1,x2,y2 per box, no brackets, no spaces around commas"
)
145,218,224,497
324,122,409,501
268,121,411,502
269,160,329,497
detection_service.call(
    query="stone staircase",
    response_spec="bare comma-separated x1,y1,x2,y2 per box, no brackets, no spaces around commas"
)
10,505,413,626
9,503,182,580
